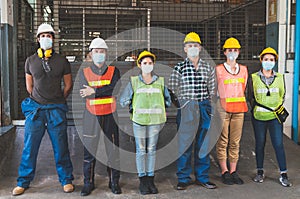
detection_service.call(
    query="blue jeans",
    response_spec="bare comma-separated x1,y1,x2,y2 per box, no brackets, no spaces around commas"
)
133,122,161,177
251,117,287,172
17,108,74,188
176,99,212,183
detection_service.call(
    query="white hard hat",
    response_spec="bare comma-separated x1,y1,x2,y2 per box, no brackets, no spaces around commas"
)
36,23,55,37
89,38,108,50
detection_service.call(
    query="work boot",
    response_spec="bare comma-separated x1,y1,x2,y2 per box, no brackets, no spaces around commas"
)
139,176,151,195
107,167,122,194
12,186,26,196
108,181,122,194
83,159,95,186
80,184,95,196
63,184,74,193
147,176,158,194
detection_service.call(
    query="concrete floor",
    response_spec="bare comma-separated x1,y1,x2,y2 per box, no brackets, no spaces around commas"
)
0,113,300,199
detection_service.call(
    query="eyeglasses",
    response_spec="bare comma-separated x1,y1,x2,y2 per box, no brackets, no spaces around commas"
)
41,59,51,72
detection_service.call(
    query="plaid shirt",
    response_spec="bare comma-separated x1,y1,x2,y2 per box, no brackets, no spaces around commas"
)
169,58,216,101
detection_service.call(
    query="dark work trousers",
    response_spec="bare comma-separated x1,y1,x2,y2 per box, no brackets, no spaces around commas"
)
82,110,120,186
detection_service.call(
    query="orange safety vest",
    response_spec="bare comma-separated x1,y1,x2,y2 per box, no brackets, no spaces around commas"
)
216,63,248,113
83,66,116,115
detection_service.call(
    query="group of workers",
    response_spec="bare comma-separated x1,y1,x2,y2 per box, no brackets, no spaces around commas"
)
11,23,292,197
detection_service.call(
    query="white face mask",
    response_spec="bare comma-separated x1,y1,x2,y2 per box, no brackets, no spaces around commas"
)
39,37,53,50
141,64,154,74
92,53,105,64
226,52,239,61
187,47,200,58
262,61,275,70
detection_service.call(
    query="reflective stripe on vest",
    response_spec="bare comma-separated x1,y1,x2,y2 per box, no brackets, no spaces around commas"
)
256,88,279,94
252,72,285,121
225,97,246,103
131,76,166,125
83,66,116,115
136,88,161,94
88,80,111,87
89,97,114,105
135,108,163,114
224,78,245,84
216,64,248,113
255,106,275,112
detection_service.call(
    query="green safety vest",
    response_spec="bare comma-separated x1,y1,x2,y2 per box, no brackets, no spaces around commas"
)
252,72,285,121
131,76,166,125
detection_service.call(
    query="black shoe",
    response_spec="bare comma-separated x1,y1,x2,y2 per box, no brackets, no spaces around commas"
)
80,184,94,196
221,171,234,185
195,181,217,189
176,181,193,190
231,171,244,185
139,176,151,195
147,176,158,194
109,181,122,194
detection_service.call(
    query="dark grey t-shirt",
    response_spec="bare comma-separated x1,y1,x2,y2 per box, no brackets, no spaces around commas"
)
25,53,71,104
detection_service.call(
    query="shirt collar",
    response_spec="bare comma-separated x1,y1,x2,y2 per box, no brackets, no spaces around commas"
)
258,69,277,78
91,63,108,75
185,57,203,65
223,62,239,75
138,73,158,84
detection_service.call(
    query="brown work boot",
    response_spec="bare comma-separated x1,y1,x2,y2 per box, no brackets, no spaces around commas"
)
63,184,74,193
12,186,25,196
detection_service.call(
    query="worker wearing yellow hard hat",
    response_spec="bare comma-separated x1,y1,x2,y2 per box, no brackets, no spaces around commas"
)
183,32,202,61
259,47,278,61
136,50,156,68
249,47,292,187
169,32,217,190
223,37,241,49
183,32,202,44
215,37,248,185
120,50,171,195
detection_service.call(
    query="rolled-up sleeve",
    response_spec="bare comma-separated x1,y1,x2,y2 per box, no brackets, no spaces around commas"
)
119,82,133,108
164,86,172,108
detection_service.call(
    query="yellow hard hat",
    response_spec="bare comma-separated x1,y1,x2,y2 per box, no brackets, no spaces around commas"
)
136,50,156,67
223,37,241,49
259,47,278,61
184,32,201,44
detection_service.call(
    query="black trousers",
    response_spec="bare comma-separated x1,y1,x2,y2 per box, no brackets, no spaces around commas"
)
82,111,120,185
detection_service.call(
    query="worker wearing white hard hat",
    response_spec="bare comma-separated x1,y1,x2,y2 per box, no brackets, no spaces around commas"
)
12,23,74,196
78,37,122,196
36,23,55,55
36,23,55,38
